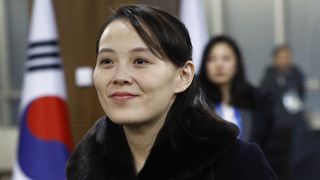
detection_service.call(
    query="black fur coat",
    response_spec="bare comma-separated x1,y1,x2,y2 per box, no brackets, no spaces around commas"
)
66,116,277,180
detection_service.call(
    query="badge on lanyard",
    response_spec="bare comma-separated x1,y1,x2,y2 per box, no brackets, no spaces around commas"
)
282,89,303,114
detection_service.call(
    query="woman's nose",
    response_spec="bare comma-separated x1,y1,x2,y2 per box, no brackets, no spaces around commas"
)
215,59,226,67
112,65,133,86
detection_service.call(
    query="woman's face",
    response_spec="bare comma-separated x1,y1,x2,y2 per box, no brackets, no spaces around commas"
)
94,19,182,126
206,43,237,86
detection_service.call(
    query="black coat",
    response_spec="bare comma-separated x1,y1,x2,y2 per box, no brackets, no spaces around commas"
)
67,116,277,180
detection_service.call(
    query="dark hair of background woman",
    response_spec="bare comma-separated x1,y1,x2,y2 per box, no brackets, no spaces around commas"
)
198,35,255,108
95,5,238,148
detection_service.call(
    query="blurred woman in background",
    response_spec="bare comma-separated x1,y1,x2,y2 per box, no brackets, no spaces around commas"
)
198,35,271,143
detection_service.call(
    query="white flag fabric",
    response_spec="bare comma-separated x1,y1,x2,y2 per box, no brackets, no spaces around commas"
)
12,0,73,179
180,0,209,73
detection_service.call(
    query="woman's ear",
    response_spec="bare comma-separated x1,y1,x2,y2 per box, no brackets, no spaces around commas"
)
175,60,195,93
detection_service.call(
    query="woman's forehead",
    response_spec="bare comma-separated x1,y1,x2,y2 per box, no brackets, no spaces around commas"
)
99,19,166,60
98,20,148,51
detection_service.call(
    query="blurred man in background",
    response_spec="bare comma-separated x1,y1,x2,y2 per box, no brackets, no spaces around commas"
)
259,45,305,180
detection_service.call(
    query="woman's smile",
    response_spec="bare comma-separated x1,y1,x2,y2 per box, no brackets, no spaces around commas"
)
110,91,139,103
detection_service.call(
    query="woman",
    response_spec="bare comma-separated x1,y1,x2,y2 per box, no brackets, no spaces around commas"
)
66,5,276,180
198,36,268,142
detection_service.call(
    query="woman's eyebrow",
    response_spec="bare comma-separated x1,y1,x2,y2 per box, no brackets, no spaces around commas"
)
98,48,114,54
98,47,150,54
130,47,150,53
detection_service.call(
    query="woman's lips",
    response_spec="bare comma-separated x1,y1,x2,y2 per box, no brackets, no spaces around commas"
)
110,92,138,102
214,72,225,77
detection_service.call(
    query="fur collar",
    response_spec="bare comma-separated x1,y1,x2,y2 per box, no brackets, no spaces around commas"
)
67,116,237,180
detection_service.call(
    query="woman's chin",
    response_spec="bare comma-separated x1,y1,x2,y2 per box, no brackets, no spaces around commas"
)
212,79,230,86
108,116,147,126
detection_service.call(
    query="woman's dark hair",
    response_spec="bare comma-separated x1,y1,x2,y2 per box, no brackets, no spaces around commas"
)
198,35,255,108
96,5,192,67
96,5,238,148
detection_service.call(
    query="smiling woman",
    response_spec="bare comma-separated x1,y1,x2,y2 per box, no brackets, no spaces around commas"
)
94,19,185,128
66,5,277,180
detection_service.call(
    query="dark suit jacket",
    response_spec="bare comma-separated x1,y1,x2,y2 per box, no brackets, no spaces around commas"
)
259,65,305,180
67,116,277,180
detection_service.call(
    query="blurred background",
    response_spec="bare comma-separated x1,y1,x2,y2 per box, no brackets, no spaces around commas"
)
0,0,320,179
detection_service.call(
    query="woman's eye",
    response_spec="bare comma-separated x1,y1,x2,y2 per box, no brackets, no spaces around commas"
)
100,59,113,65
134,59,148,65
208,57,215,62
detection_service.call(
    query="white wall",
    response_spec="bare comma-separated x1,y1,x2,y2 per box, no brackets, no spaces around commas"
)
0,127,18,171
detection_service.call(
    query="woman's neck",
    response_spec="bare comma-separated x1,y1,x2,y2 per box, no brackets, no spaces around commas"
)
220,83,231,105
123,116,166,174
